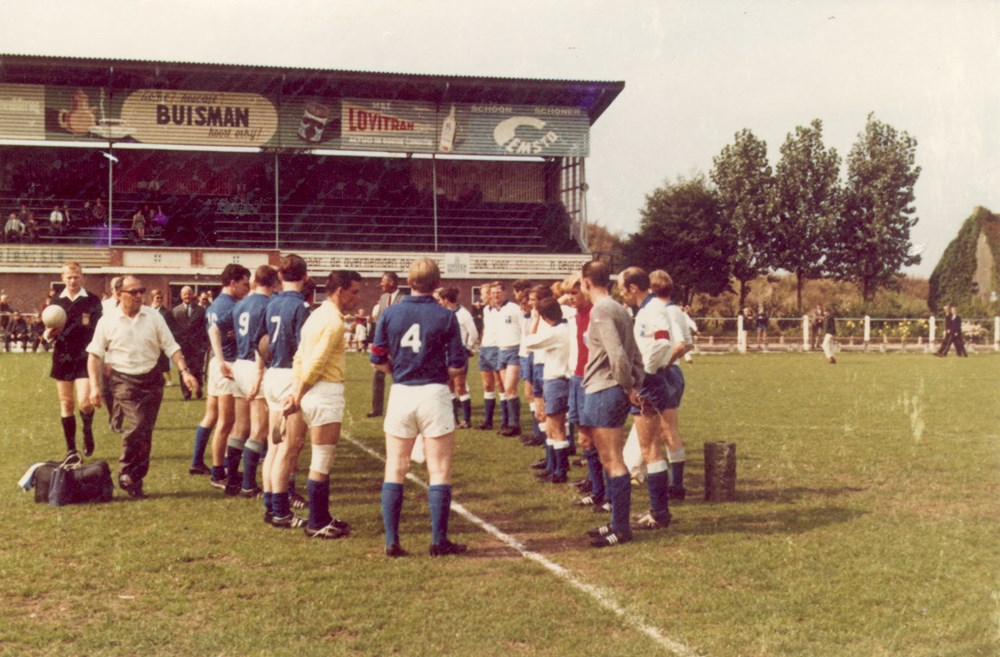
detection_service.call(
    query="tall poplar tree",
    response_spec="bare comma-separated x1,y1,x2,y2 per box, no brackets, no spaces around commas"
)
711,129,775,309
830,114,921,305
773,119,841,313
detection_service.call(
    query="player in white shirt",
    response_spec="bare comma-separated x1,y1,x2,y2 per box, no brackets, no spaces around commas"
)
476,283,502,430
524,297,573,483
493,282,525,436
651,270,693,502
619,267,676,530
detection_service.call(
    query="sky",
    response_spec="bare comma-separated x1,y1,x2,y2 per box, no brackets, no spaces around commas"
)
1,0,996,277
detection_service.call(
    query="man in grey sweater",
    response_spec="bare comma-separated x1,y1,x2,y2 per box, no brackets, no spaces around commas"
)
580,260,645,548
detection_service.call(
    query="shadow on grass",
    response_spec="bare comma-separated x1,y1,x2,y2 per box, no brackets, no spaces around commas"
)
681,505,865,536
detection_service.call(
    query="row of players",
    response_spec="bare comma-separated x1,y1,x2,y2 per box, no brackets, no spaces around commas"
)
46,256,691,553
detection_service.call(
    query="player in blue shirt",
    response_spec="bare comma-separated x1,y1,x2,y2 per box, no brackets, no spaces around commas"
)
259,255,312,528
371,257,468,557
230,265,278,497
203,264,250,491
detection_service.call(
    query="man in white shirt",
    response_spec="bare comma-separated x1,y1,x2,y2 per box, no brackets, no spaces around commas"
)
49,203,65,235
87,275,200,498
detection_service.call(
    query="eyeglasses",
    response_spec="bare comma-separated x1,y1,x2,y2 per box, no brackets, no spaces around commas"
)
122,288,146,297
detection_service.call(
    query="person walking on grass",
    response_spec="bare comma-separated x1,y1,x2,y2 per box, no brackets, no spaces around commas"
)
86,275,200,498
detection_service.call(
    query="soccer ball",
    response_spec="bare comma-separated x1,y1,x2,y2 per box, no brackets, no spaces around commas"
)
41,304,68,330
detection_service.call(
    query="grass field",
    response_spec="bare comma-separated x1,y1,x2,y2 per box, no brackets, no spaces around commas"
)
0,352,997,657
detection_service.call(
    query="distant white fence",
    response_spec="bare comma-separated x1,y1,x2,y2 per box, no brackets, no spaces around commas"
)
691,316,1000,354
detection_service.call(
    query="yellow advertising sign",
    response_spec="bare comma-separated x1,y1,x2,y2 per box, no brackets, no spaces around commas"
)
120,89,278,147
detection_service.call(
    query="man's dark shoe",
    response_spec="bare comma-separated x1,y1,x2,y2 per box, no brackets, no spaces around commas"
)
385,544,410,558
476,422,493,431
240,486,263,499
223,483,241,496
574,478,592,493
667,485,687,501
590,530,633,548
271,513,307,529
428,539,468,557
188,463,211,476
530,458,547,470
366,411,382,418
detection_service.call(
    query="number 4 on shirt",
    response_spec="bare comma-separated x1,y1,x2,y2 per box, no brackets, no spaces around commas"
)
401,323,422,353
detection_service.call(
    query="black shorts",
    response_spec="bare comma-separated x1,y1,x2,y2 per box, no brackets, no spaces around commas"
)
50,350,89,381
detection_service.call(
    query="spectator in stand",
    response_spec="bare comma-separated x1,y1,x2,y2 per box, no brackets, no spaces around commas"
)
24,211,39,243
49,203,66,235
91,197,107,226
5,212,25,243
131,207,147,242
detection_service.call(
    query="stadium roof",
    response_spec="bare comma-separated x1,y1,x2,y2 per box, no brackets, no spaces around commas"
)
0,54,625,124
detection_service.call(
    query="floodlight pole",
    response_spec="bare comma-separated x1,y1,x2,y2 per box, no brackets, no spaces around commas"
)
431,152,439,252
274,151,280,250
107,143,113,248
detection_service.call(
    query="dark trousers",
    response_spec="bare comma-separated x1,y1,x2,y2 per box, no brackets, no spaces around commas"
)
371,370,386,415
938,334,954,356
178,344,206,399
953,334,968,357
109,369,165,484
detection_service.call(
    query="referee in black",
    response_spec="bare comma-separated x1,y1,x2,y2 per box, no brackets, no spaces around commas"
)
86,275,200,498
46,262,103,457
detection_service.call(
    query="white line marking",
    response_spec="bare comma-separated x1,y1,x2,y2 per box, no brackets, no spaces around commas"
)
344,433,704,657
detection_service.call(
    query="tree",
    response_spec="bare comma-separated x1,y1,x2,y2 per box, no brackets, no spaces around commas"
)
623,173,732,301
829,114,921,305
711,129,776,309
773,119,841,313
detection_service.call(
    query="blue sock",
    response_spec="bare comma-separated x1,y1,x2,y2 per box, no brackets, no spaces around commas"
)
646,470,671,519
584,448,605,500
451,398,461,421
262,491,273,514
554,446,569,478
670,461,686,489
500,398,510,427
544,444,555,474
531,415,541,438
307,478,331,530
567,424,576,452
607,473,632,535
272,491,290,517
381,482,404,548
509,397,521,428
428,484,452,546
484,397,496,425
241,439,264,491
192,425,211,467
211,465,225,481
225,439,245,486
461,398,472,424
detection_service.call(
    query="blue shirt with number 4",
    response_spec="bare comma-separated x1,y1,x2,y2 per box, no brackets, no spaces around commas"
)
370,295,467,386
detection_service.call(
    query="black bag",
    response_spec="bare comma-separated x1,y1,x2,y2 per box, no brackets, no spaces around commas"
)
37,453,114,506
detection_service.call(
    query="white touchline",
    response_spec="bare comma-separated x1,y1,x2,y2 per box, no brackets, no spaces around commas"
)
344,433,704,657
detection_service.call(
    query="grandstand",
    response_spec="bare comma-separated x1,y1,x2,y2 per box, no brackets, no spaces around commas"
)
0,54,622,307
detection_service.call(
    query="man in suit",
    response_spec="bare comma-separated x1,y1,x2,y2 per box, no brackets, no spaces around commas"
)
368,272,403,418
938,305,968,357
173,286,208,400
